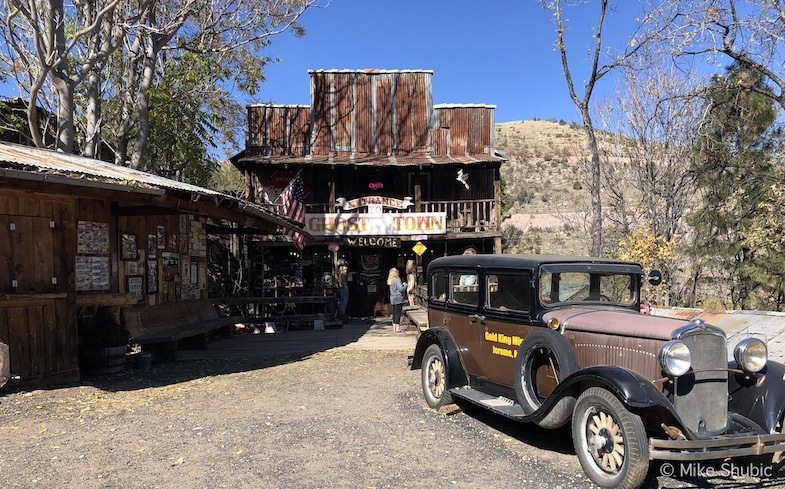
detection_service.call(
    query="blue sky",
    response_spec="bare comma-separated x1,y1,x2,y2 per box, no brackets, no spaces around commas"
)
253,0,644,124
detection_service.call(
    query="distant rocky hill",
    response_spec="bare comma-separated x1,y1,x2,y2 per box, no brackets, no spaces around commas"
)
495,119,596,255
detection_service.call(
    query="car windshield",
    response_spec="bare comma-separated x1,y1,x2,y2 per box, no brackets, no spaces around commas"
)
538,269,638,307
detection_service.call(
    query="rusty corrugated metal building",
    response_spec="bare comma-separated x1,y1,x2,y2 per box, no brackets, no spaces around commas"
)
232,69,507,316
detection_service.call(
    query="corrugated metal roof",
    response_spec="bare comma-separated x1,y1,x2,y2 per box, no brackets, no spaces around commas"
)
0,142,221,196
652,307,785,362
0,142,308,236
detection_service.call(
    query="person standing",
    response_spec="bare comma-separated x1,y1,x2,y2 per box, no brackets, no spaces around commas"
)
405,259,417,307
387,267,408,333
337,261,349,319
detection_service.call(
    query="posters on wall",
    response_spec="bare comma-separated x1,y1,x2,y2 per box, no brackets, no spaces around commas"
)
127,276,144,302
77,221,109,254
75,256,110,291
76,221,111,291
147,260,158,293
190,220,206,257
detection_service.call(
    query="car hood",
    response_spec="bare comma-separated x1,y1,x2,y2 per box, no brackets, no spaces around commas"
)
542,307,692,341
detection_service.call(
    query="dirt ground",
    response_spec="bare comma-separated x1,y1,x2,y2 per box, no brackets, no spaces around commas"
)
1,346,783,488
0,349,586,488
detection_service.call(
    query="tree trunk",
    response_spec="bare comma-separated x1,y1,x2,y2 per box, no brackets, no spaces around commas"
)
84,70,102,158
52,76,75,153
581,108,603,257
129,37,157,169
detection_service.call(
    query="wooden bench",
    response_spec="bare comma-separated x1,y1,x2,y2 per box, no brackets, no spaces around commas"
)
121,300,244,361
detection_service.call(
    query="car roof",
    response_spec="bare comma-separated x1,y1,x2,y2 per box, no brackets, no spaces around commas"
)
428,254,643,272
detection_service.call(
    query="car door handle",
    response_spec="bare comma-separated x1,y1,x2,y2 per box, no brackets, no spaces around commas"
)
468,314,486,322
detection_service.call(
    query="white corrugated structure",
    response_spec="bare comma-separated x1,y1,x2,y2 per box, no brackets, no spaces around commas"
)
652,307,785,362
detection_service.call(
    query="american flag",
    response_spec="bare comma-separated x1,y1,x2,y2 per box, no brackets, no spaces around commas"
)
280,173,305,250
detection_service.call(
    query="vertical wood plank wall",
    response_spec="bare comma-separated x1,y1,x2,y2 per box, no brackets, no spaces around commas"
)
0,192,79,384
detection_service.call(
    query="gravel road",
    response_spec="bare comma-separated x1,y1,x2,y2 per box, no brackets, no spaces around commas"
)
0,347,782,488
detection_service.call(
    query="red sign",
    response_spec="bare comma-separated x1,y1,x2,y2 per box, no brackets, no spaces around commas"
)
328,242,340,252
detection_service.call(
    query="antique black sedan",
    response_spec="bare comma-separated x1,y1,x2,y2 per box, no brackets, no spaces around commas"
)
411,254,785,489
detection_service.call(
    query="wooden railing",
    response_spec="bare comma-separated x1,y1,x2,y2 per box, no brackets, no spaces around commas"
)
293,199,498,234
421,199,497,233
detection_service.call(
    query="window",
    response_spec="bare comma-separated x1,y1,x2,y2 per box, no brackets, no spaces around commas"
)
486,274,531,312
430,271,448,303
539,269,637,306
449,272,478,306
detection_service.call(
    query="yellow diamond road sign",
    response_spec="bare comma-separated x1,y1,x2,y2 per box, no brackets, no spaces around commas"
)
412,241,427,256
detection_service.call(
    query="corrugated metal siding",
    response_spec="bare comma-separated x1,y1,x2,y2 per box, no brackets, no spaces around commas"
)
243,70,503,166
248,107,264,147
312,74,331,155
290,107,310,156
356,74,373,153
376,74,393,154
450,107,469,155
333,72,353,152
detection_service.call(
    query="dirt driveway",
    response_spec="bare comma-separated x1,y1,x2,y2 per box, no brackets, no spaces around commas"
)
1,322,783,488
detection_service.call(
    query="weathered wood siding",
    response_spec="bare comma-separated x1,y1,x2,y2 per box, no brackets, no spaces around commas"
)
0,191,78,384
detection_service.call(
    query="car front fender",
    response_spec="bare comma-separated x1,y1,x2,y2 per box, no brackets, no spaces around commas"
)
728,360,785,434
410,328,469,388
535,366,691,435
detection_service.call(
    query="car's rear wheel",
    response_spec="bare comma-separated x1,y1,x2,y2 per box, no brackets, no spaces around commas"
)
422,344,453,409
572,387,649,489
514,329,578,416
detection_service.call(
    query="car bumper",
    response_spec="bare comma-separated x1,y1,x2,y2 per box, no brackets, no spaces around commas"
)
649,432,785,461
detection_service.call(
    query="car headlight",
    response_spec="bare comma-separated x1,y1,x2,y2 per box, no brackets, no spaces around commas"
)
659,340,692,377
734,338,768,373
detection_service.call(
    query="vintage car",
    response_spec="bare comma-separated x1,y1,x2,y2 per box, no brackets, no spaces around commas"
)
410,254,785,489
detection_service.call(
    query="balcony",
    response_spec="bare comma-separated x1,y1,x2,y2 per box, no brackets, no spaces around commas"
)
299,198,498,235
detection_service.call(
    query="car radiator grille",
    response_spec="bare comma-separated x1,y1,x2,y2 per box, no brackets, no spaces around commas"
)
672,329,728,435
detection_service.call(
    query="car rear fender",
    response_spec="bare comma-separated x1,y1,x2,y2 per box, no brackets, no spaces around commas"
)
411,328,469,388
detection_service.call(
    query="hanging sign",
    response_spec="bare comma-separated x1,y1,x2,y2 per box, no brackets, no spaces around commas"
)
335,196,414,210
344,236,401,248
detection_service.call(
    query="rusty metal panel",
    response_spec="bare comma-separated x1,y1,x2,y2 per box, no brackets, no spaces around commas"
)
568,330,662,381
484,107,494,151
412,72,430,151
267,107,286,155
376,74,393,154
466,107,483,154
450,107,469,155
289,107,311,156
333,72,353,153
311,73,331,155
393,72,429,153
247,106,264,146
355,74,374,154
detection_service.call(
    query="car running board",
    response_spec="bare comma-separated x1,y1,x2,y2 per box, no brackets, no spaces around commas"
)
449,388,529,420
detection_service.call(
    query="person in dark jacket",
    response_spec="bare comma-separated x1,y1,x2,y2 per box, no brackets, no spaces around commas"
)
387,267,407,333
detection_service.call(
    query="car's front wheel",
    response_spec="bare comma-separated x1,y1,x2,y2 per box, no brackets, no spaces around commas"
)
421,344,454,409
572,387,649,489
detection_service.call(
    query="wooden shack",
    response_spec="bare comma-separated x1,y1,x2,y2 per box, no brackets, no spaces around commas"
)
0,142,302,387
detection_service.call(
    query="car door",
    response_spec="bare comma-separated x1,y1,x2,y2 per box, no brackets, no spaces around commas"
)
441,269,486,378
480,270,536,387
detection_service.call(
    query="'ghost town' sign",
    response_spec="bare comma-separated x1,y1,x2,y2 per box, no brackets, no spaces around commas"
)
305,212,447,237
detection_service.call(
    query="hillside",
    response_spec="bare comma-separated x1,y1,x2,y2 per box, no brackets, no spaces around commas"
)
495,120,595,255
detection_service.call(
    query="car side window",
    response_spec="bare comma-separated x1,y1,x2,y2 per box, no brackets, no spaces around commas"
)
430,271,448,303
449,272,478,306
486,273,531,312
